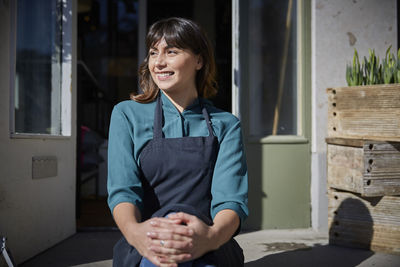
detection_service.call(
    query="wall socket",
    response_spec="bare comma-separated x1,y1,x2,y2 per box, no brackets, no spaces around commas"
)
32,156,58,179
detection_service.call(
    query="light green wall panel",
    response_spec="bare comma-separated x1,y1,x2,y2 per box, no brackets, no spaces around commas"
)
244,142,311,230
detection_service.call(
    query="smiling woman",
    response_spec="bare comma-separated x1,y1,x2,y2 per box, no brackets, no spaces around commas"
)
108,17,248,267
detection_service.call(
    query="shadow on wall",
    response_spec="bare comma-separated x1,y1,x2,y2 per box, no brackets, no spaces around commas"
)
245,197,375,267
243,144,262,230
329,197,374,250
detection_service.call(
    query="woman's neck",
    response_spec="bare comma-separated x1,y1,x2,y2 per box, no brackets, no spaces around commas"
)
161,89,198,113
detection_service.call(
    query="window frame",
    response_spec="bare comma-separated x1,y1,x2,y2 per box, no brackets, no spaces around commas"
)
234,0,311,144
9,0,72,139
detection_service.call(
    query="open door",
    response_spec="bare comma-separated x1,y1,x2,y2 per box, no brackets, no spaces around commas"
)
76,0,143,228
235,0,312,229
76,0,232,228
3,0,76,262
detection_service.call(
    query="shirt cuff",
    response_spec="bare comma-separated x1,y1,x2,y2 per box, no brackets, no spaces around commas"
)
108,196,144,218
211,202,248,234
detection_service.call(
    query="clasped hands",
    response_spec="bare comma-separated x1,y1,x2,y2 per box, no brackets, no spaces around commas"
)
127,212,216,267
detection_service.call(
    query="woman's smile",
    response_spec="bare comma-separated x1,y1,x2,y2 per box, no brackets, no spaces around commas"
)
155,71,175,80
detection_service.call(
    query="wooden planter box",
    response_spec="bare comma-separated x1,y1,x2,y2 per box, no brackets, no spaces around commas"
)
328,189,400,255
327,138,400,196
327,84,400,141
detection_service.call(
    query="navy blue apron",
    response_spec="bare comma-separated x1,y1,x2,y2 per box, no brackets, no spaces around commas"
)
113,93,244,267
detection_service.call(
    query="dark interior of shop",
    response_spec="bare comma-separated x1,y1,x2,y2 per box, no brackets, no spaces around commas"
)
76,0,231,229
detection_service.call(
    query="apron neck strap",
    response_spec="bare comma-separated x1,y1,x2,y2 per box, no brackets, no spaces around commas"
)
200,100,214,137
153,93,164,139
153,93,214,139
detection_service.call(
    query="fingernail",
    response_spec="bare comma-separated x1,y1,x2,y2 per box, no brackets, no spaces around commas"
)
146,232,154,237
150,221,157,225
166,212,176,218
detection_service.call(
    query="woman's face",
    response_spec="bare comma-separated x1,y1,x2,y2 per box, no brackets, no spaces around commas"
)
148,38,203,95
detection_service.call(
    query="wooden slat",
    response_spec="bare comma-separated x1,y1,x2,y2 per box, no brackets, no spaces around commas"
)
327,84,400,141
363,141,400,196
327,84,400,109
328,189,400,255
327,140,400,196
326,137,364,147
327,144,364,194
363,179,400,196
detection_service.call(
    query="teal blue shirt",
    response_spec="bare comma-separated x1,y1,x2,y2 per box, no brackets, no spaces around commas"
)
107,92,249,224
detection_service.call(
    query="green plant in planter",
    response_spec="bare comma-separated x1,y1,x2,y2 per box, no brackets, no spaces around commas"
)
382,45,397,84
346,49,363,86
346,46,400,86
364,49,381,85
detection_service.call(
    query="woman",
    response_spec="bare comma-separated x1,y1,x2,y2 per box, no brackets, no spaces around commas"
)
107,17,248,267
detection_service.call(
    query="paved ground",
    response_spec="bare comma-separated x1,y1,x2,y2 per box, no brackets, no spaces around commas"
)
15,229,400,267
236,229,400,267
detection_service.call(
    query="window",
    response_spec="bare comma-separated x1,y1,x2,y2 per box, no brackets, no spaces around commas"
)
248,0,298,136
11,0,71,136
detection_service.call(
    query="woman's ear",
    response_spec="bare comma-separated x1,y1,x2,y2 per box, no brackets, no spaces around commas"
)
196,55,203,70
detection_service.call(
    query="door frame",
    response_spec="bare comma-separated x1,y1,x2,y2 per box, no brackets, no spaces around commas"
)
234,0,312,229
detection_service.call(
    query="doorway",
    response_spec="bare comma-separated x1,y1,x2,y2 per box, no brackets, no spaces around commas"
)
76,0,232,228
238,0,312,229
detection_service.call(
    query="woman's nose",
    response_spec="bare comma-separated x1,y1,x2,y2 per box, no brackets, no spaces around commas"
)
155,54,166,68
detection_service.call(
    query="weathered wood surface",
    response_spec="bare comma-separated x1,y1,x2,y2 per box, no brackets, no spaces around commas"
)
326,137,366,148
327,143,364,194
328,189,400,255
327,139,400,196
327,84,400,141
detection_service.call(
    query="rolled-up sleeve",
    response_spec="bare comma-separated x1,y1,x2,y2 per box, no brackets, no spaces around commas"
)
107,105,144,215
211,118,249,225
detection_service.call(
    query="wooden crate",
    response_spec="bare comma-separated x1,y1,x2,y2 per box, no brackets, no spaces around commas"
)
327,138,400,196
327,84,400,141
328,189,400,255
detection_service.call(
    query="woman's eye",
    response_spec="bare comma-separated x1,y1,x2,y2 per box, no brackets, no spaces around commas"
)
149,51,157,56
167,50,178,55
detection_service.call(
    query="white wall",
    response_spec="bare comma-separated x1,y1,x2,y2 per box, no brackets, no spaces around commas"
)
0,0,77,264
311,0,397,230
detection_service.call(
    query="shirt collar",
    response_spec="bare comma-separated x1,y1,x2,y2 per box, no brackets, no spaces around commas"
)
160,90,202,114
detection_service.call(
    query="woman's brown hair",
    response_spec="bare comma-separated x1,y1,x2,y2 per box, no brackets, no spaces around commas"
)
131,17,217,103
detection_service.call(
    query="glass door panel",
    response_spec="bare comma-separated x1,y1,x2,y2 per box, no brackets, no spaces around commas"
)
248,0,298,136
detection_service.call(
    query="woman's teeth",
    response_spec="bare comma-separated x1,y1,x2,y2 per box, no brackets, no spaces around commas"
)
158,72,173,77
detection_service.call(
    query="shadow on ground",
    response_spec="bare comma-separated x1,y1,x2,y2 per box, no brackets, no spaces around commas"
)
245,243,374,267
20,231,122,267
